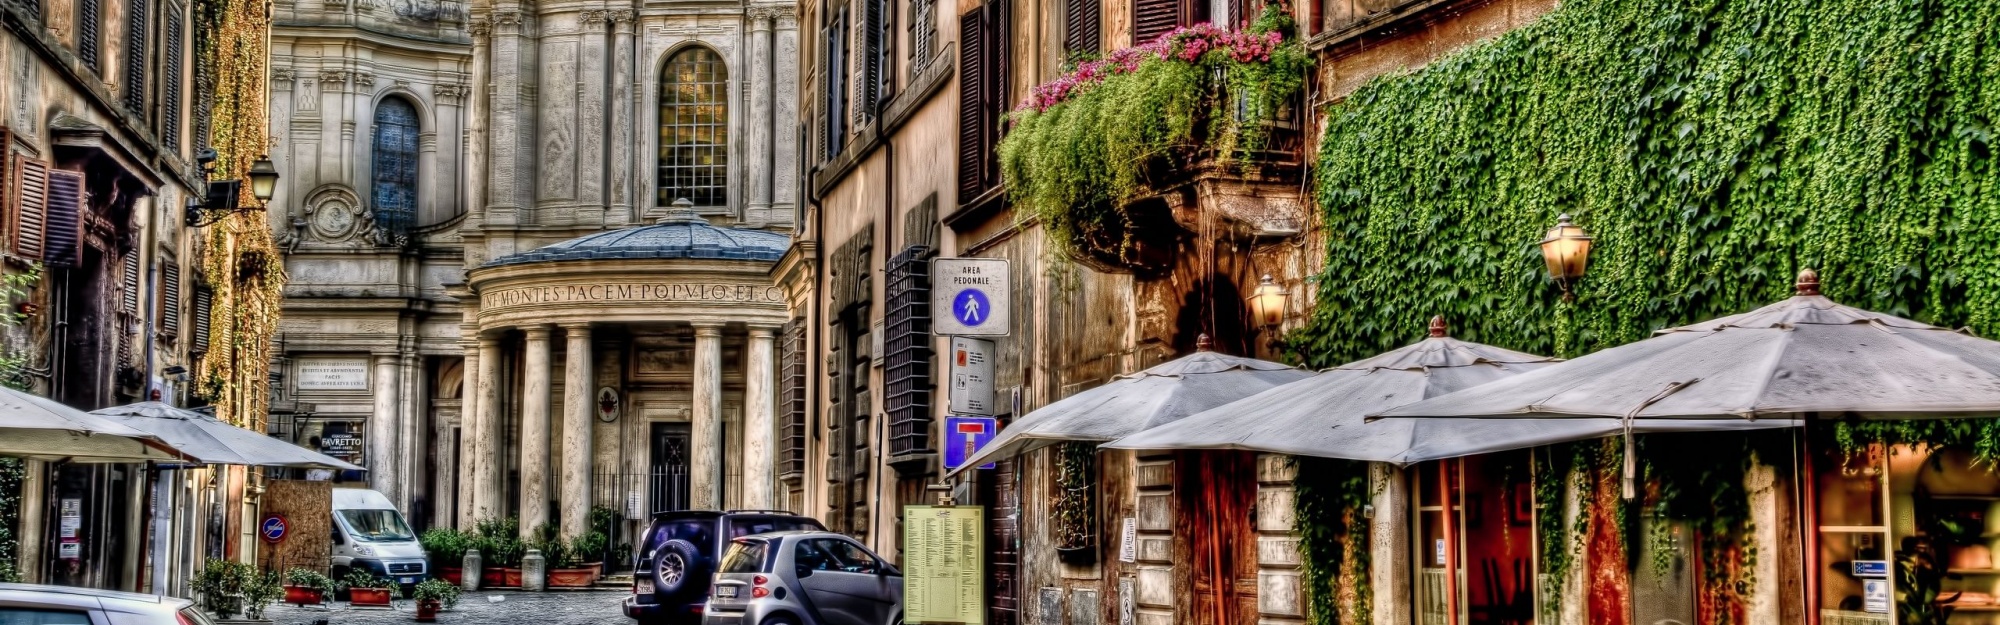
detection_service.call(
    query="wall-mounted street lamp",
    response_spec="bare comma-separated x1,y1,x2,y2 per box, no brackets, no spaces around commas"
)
1539,213,1593,301
1247,274,1289,328
186,151,280,228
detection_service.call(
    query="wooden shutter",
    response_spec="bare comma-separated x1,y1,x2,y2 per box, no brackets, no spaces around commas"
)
121,252,140,316
190,286,211,356
911,0,936,73
859,0,881,122
43,170,84,268
159,260,181,338
161,6,183,152
79,0,102,73
1133,0,1179,44
817,23,831,163
124,0,149,114
12,157,48,259
1065,0,1100,55
955,6,986,200
778,318,807,478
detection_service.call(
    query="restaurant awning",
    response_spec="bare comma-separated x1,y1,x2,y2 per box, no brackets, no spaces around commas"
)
91,401,365,470
949,343,1310,476
0,388,185,462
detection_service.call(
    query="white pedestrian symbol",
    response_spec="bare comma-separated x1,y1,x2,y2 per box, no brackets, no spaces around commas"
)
962,294,982,323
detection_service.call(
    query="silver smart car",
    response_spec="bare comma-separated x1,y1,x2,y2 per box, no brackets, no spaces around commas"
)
702,530,903,625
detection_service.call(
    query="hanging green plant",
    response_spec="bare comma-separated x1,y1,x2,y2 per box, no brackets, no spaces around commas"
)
997,4,1310,264
1292,456,1372,625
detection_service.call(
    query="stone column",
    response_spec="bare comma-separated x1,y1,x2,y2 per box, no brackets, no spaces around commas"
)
560,323,595,537
473,333,504,521
771,7,801,222
691,323,724,510
520,325,554,536
369,353,403,504
577,11,609,225
743,326,777,509
745,10,774,223
467,19,490,222
434,413,458,530
400,351,422,513
457,341,479,529
487,11,526,225
608,10,636,225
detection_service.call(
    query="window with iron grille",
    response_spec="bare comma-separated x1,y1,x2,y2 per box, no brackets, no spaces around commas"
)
371,97,421,234
778,318,808,481
885,246,933,459
657,47,730,208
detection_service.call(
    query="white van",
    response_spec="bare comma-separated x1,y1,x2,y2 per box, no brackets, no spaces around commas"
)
330,488,429,587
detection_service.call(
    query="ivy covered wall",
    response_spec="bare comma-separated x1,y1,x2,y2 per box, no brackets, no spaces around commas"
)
1289,0,1999,367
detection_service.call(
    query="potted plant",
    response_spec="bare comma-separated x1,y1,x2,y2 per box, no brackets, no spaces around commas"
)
192,558,250,618
282,568,334,606
542,529,596,588
341,569,399,607
420,527,470,586
411,578,461,621
242,569,284,620
570,530,610,583
473,517,524,588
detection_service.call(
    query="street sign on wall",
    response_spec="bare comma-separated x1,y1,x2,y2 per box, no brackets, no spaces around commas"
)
904,505,986,625
942,416,998,471
948,337,995,415
930,258,1010,336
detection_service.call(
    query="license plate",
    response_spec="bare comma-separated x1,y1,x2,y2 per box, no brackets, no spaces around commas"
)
715,586,738,598
637,579,655,594
400,577,414,584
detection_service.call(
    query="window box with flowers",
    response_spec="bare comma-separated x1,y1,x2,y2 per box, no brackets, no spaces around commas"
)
996,6,1310,270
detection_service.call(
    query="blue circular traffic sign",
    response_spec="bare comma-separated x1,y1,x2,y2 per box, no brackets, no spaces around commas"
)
953,289,992,327
260,515,288,543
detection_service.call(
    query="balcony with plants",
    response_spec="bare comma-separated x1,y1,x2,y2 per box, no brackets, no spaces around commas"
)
997,6,1312,273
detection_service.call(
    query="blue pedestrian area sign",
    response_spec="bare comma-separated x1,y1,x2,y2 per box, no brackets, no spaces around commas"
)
931,258,1010,336
943,416,1000,470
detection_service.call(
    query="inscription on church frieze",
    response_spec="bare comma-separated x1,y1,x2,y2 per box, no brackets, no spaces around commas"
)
482,283,785,310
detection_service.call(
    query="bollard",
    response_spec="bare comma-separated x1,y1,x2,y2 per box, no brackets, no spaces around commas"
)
522,549,547,592
462,548,483,593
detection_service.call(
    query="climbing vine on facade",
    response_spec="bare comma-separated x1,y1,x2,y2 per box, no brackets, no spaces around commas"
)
1292,457,1372,625
996,5,1309,263
193,0,285,430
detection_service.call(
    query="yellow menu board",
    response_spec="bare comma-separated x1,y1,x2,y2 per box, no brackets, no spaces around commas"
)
904,505,985,625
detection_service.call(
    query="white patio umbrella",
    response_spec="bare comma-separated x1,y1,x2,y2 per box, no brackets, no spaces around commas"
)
0,387,185,462
1101,317,1794,464
1377,269,1991,495
948,340,1311,476
91,402,364,470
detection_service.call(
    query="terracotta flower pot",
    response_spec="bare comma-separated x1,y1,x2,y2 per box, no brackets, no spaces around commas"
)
547,568,595,587
501,567,523,588
349,587,395,607
438,567,463,587
283,585,326,606
583,562,604,584
480,568,506,588
415,598,441,622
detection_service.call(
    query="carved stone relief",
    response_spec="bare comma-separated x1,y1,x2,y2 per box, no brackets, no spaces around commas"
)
299,186,370,245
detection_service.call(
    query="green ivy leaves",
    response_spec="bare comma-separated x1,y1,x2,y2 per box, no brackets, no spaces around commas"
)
1293,0,2000,367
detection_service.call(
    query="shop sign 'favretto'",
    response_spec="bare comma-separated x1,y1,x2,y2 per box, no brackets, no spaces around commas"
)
480,282,787,311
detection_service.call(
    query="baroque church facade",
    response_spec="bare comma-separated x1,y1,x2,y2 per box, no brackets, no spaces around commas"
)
267,0,801,535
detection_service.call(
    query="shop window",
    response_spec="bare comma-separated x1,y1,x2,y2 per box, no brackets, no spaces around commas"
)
1814,438,2000,625
1416,451,1537,625
370,96,421,234
656,46,729,208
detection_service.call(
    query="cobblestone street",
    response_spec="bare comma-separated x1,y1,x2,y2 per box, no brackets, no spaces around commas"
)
262,590,631,625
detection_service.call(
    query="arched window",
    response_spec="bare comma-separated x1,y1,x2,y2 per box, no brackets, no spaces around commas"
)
371,96,420,233
657,47,729,208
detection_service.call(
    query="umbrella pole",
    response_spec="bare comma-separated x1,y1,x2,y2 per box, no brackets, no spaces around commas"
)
1441,459,1461,625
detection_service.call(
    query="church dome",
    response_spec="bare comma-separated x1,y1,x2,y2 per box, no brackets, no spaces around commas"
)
482,203,789,267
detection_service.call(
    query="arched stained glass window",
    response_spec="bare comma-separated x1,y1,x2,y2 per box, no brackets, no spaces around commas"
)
657,47,729,208
371,96,420,233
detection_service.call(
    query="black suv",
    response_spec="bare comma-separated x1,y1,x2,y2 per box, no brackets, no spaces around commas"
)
623,510,827,625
